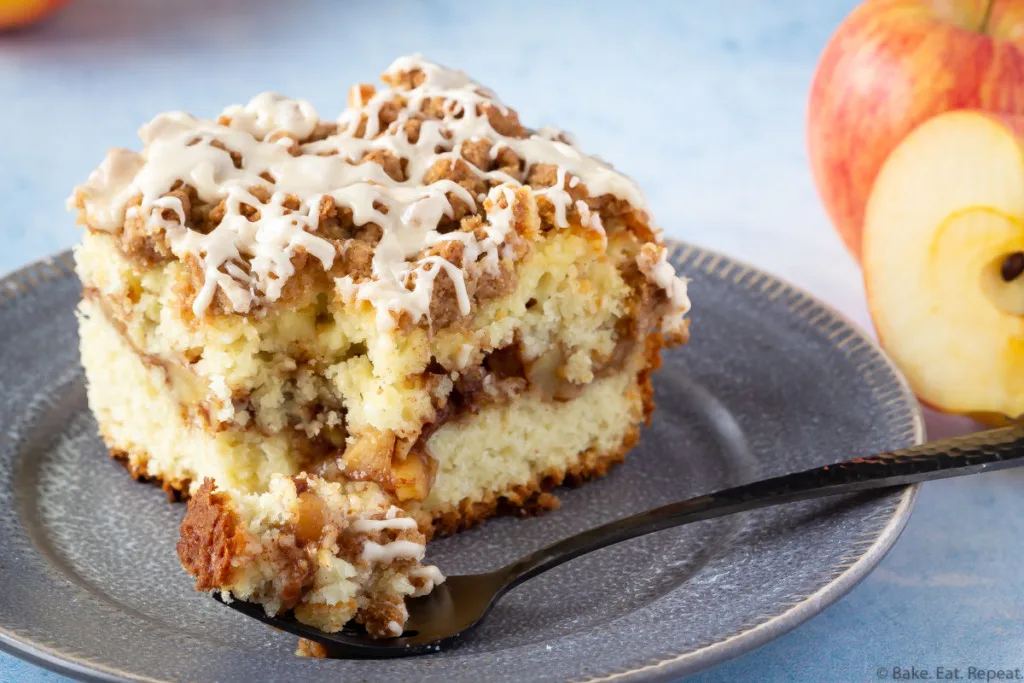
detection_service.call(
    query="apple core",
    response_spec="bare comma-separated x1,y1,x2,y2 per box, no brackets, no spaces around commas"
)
982,251,1024,317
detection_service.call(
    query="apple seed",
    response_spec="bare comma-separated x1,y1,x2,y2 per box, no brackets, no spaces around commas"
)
1001,252,1024,283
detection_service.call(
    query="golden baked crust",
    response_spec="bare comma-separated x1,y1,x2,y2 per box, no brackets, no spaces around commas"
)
109,447,190,502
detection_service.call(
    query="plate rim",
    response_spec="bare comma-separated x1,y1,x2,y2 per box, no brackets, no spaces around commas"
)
0,241,925,683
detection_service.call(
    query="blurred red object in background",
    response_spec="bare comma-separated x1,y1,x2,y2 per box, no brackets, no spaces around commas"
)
0,0,73,30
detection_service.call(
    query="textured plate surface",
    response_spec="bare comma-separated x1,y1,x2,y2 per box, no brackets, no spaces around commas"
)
0,242,923,682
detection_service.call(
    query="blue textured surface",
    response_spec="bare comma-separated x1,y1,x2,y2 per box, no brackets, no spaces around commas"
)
2,1,1021,681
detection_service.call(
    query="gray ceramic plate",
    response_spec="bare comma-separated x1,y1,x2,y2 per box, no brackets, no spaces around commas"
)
0,241,923,682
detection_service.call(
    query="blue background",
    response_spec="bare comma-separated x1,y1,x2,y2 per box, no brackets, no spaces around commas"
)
2,0,1022,680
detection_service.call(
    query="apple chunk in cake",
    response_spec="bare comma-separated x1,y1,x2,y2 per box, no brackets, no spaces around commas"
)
177,473,443,637
69,54,691,629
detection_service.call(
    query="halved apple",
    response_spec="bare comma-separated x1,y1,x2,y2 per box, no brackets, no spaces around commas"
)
863,110,1024,420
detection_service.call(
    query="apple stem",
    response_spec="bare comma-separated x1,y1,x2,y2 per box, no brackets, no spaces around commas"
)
980,0,995,33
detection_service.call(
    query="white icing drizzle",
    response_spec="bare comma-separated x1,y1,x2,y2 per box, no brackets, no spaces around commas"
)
220,92,319,140
68,148,144,229
638,247,690,313
410,564,446,587
350,513,419,533
409,564,445,598
361,539,426,563
637,244,691,334
534,166,572,228
69,54,687,326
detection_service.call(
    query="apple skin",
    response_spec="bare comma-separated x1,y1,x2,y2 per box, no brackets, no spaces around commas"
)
808,0,1024,261
0,0,73,30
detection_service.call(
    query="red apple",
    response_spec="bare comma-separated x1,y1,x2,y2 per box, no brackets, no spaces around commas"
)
808,0,1024,261
0,0,73,30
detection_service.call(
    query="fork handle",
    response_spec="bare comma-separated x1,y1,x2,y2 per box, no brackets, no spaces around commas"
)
499,425,1024,588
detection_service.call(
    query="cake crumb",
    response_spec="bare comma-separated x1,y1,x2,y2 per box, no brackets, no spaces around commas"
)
296,638,328,658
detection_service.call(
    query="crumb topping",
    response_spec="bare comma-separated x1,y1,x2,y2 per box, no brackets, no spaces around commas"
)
636,243,691,336
69,55,689,328
177,475,444,637
177,479,248,590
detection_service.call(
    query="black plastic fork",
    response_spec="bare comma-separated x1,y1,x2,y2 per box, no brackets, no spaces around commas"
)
216,424,1024,657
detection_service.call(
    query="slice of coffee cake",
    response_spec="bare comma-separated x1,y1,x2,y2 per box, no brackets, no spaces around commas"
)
70,55,690,634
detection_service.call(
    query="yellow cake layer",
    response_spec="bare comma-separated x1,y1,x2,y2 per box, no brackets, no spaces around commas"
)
75,224,645,441
81,296,648,521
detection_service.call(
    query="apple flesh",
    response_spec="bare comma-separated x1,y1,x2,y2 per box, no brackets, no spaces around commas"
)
863,110,1024,419
808,0,1024,261
0,0,72,29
